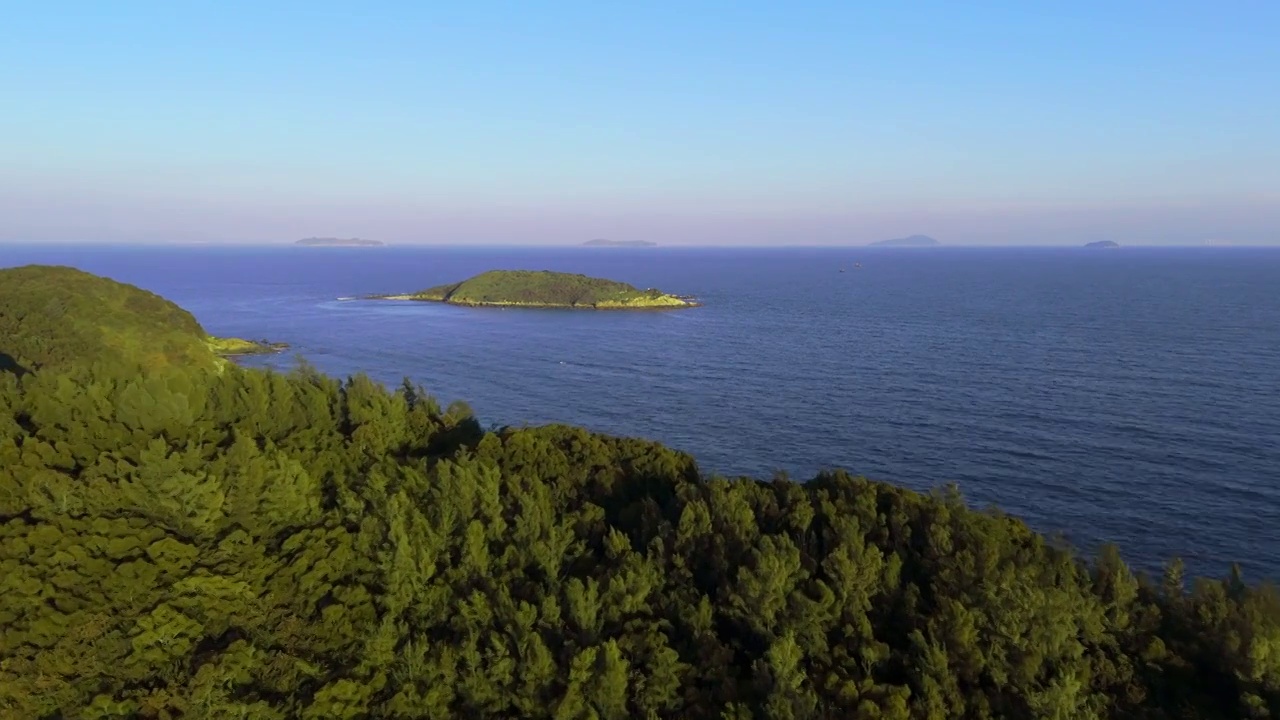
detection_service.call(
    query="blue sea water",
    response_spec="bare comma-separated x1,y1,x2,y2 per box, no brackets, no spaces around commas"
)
4,244,1279,582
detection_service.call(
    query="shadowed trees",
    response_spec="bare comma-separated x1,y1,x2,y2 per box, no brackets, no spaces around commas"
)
1,361,1277,719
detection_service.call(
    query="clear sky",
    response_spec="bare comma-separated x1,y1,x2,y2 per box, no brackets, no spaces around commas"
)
2,1,1277,245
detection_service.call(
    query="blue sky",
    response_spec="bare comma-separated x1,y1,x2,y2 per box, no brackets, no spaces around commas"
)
2,1,1277,245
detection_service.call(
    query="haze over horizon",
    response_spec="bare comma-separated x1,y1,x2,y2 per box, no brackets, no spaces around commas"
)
3,2,1277,246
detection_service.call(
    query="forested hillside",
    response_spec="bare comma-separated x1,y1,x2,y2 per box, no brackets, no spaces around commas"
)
0,265,281,375
0,270,1277,718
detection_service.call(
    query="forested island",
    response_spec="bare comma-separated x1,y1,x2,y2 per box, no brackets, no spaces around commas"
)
1086,240,1121,249
1,265,1278,718
296,237,385,247
869,235,940,247
373,269,698,309
582,239,657,247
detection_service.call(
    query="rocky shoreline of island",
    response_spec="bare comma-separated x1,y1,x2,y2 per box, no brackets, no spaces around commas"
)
207,336,291,357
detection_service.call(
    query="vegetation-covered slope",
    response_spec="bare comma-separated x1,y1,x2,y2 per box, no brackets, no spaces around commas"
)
0,265,282,374
1,362,1278,718
381,270,697,308
0,265,216,374
1,271,1277,718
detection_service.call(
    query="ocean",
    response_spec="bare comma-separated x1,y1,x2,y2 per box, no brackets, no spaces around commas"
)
4,243,1278,582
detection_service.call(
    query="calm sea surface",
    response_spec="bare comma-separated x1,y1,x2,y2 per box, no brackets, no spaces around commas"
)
4,244,1278,581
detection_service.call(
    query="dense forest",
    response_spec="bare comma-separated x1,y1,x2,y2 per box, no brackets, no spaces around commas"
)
1,267,1277,718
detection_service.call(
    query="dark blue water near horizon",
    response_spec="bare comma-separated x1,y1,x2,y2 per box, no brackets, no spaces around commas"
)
4,244,1279,582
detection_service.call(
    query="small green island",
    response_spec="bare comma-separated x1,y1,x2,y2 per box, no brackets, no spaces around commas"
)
1085,240,1121,249
372,269,699,309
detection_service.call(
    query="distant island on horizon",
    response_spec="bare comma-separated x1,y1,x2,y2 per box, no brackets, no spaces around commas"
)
295,237,385,247
582,239,657,247
1085,240,1121,249
868,234,940,247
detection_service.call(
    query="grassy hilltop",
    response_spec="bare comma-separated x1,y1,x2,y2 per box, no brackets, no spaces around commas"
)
0,267,1277,718
380,269,697,309
0,265,284,374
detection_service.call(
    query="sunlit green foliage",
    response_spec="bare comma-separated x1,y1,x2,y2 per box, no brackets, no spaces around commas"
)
0,265,217,374
0,265,282,374
391,270,696,308
205,336,288,356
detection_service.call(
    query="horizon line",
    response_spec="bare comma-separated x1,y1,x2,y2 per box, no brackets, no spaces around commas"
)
2,240,1276,249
